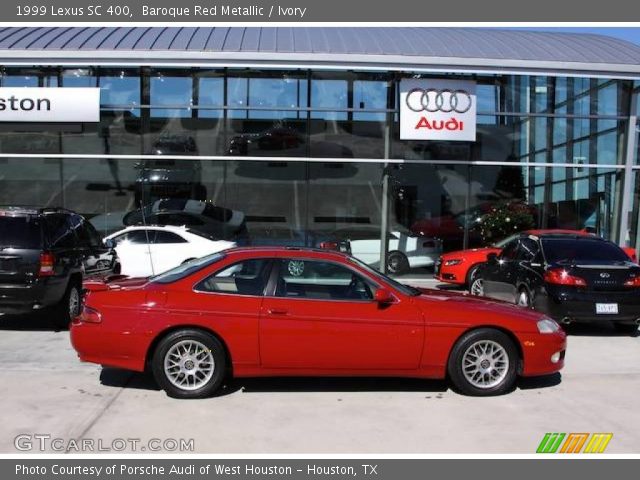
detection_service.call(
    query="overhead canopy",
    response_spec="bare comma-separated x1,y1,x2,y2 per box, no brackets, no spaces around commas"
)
1,27,639,78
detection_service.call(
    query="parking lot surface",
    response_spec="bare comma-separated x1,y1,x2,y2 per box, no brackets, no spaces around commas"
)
0,309,639,454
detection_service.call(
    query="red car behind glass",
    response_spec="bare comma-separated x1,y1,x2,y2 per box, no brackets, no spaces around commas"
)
436,230,638,288
71,247,566,398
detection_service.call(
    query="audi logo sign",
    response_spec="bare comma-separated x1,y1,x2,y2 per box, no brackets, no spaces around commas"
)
400,79,477,141
0,87,100,123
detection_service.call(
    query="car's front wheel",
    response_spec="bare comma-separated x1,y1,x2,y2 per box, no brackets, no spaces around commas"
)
469,277,484,296
448,328,518,396
152,329,227,399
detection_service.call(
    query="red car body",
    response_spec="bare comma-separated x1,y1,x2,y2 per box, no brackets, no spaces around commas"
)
71,247,565,397
436,230,638,287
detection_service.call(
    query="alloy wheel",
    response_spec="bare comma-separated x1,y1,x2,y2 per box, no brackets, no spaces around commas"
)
461,340,509,389
470,278,484,296
68,287,80,318
163,340,215,391
517,290,530,307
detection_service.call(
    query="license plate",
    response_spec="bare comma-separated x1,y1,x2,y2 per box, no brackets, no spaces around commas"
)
596,303,619,314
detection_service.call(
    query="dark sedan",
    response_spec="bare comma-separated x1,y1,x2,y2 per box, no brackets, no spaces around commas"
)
470,233,640,334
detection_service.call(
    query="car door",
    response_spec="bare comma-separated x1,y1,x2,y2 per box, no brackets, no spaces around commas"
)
516,237,545,302
190,258,274,366
259,257,424,370
149,230,190,274
111,230,157,277
483,239,520,302
74,217,114,276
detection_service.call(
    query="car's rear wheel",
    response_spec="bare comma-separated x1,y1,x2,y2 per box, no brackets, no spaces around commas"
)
152,329,227,399
613,322,638,335
469,277,484,296
448,328,518,396
387,252,409,275
53,281,81,329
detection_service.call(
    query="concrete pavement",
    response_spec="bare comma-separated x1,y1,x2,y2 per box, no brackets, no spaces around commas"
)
0,312,638,454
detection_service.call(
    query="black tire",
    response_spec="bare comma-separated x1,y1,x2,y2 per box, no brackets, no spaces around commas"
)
387,251,409,275
151,329,227,399
466,264,481,288
613,322,638,335
52,281,81,329
516,288,532,308
447,328,519,396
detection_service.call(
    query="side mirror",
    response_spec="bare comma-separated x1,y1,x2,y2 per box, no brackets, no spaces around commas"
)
487,252,498,264
104,238,116,249
374,288,394,305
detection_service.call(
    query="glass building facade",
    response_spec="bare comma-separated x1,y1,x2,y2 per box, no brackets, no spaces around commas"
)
0,66,638,277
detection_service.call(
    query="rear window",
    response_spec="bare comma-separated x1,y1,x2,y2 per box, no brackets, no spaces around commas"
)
0,216,42,249
542,238,630,264
150,252,225,284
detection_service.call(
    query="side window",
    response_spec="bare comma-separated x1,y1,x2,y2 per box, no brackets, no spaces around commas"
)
154,231,188,244
195,259,272,296
500,240,519,261
275,259,374,301
45,214,77,249
113,230,156,245
74,217,102,247
518,238,540,262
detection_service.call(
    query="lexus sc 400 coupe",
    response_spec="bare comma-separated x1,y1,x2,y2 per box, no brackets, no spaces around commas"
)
71,247,566,398
470,232,640,333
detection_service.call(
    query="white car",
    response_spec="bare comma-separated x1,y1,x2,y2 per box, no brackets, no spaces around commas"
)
335,227,443,274
105,225,236,277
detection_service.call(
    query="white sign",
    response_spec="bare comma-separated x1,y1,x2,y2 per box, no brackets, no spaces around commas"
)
400,79,477,141
0,88,100,123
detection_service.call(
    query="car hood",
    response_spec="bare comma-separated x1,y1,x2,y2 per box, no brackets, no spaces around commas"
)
412,288,545,329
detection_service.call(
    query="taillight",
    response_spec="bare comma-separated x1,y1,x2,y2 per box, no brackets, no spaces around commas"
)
78,306,102,324
38,252,55,277
319,241,339,251
544,268,587,287
624,276,640,288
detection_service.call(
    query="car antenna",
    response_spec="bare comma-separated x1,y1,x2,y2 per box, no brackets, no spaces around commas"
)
139,171,155,276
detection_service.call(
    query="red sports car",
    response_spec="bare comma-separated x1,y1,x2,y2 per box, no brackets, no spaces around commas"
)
71,247,566,398
436,230,638,288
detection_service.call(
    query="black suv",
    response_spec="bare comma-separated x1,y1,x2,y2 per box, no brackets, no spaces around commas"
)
0,207,120,327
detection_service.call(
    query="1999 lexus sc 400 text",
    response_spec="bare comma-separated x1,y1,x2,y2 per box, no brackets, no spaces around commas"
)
70,247,566,398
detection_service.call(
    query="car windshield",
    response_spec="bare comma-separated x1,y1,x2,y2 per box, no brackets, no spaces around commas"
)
542,238,630,264
0,215,42,249
347,256,421,296
150,252,225,284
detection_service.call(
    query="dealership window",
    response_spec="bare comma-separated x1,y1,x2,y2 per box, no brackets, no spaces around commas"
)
197,75,224,119
0,67,636,279
150,70,193,118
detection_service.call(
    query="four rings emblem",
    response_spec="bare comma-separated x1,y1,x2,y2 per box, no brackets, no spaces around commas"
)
405,88,473,114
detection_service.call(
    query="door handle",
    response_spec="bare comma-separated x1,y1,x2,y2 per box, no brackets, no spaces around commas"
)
267,308,288,315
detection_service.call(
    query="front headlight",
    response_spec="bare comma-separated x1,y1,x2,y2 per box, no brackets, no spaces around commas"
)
537,318,561,334
444,259,463,266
